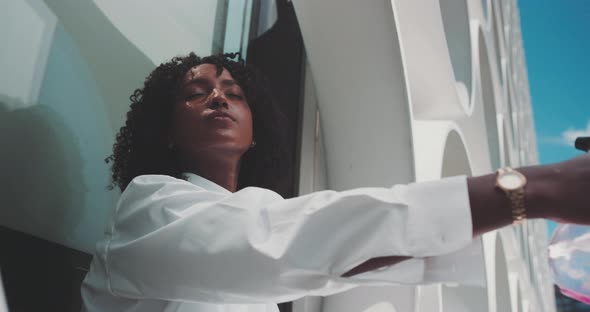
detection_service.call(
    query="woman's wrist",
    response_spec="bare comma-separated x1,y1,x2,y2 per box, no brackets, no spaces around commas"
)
518,164,560,220
467,163,561,237
468,172,512,236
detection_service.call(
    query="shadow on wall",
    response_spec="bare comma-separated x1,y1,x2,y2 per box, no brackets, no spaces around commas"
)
43,0,155,135
0,94,85,245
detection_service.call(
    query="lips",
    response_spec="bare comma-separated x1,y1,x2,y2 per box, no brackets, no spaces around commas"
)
207,111,235,122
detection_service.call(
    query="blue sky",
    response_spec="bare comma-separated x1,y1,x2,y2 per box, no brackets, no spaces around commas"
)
519,1,590,236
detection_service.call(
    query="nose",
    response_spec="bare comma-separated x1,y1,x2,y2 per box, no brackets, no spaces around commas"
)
209,88,229,110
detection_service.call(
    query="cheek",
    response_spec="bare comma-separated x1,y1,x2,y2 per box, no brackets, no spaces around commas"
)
171,103,204,141
243,108,254,138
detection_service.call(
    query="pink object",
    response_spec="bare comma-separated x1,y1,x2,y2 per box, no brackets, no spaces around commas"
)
559,287,590,305
548,224,590,305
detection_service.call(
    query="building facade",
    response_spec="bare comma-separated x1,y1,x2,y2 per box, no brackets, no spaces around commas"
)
0,0,554,311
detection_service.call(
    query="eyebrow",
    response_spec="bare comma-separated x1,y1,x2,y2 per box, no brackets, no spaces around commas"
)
182,78,238,88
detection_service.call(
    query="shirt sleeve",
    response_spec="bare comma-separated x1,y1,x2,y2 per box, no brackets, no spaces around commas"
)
102,174,474,303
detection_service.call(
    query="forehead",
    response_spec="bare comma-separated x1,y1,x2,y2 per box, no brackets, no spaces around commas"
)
183,63,235,82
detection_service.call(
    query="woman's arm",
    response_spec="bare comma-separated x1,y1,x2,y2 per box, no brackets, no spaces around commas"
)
100,174,473,303
470,154,590,235
97,155,590,302
343,154,590,276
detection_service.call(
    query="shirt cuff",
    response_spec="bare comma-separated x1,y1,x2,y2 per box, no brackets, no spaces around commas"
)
404,175,473,257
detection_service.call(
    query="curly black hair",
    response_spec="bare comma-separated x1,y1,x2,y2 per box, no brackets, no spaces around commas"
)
105,52,287,193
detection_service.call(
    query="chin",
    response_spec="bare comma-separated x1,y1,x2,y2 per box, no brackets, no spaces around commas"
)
208,142,249,154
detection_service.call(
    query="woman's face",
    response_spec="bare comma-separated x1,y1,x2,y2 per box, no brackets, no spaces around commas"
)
171,63,253,160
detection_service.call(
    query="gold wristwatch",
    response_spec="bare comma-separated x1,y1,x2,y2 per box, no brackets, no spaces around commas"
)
495,167,528,224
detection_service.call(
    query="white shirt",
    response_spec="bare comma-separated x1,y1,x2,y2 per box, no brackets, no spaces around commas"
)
81,173,475,312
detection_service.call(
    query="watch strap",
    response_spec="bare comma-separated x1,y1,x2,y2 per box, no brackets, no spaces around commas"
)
508,188,526,224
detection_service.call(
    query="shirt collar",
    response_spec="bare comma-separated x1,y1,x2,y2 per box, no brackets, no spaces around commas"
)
183,172,232,195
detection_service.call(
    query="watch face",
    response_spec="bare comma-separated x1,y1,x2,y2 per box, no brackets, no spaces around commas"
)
498,172,525,190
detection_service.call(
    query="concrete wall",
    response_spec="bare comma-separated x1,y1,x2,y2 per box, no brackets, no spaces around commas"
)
293,0,553,311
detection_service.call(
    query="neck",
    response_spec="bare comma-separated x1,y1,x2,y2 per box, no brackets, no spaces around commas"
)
178,152,241,192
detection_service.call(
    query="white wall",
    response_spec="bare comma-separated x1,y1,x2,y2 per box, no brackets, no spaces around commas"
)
0,0,238,253
0,0,55,109
0,0,554,310
92,0,220,64
293,0,554,311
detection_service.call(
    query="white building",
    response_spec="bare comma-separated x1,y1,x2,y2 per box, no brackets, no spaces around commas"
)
294,1,554,311
0,0,553,311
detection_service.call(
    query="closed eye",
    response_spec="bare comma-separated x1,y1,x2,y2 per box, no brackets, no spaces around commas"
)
226,93,244,100
186,93,206,100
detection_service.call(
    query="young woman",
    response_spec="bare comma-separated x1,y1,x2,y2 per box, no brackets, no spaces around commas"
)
81,53,590,312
